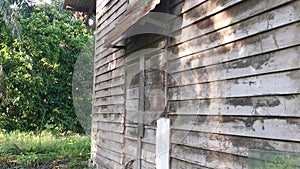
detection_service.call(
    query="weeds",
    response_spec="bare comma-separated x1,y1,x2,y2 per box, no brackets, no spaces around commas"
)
0,131,94,169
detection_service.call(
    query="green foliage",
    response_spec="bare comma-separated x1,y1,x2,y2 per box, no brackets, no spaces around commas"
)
0,0,34,41
0,1,92,133
0,131,94,168
72,36,94,135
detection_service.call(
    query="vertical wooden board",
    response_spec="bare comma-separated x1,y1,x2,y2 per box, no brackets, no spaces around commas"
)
156,118,171,169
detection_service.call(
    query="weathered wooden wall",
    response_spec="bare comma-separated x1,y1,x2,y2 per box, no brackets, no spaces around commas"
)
167,0,300,168
93,0,300,168
92,0,128,168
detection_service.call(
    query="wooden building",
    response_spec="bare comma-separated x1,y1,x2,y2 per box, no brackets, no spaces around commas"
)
65,0,300,168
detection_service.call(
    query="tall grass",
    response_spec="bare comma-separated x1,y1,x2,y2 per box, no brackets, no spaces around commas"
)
0,131,93,169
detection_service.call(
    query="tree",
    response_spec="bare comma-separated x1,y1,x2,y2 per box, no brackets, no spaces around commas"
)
0,1,92,133
0,0,34,41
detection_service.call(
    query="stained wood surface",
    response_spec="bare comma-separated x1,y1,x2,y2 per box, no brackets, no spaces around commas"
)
93,0,128,166
92,0,300,168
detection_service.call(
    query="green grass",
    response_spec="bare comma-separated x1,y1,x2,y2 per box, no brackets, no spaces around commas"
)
0,131,94,169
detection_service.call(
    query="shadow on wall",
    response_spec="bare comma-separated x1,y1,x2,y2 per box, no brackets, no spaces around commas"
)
167,0,300,168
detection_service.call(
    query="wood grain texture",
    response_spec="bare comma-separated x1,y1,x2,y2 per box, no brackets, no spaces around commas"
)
169,69,300,100
171,144,248,169
168,95,300,117
92,0,300,168
168,46,300,83
171,158,212,169
171,130,300,158
168,21,300,62
171,115,300,141
93,0,128,168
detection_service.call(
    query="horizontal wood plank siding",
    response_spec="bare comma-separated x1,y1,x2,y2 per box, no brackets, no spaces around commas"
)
167,0,300,168
92,0,128,168
92,0,300,168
